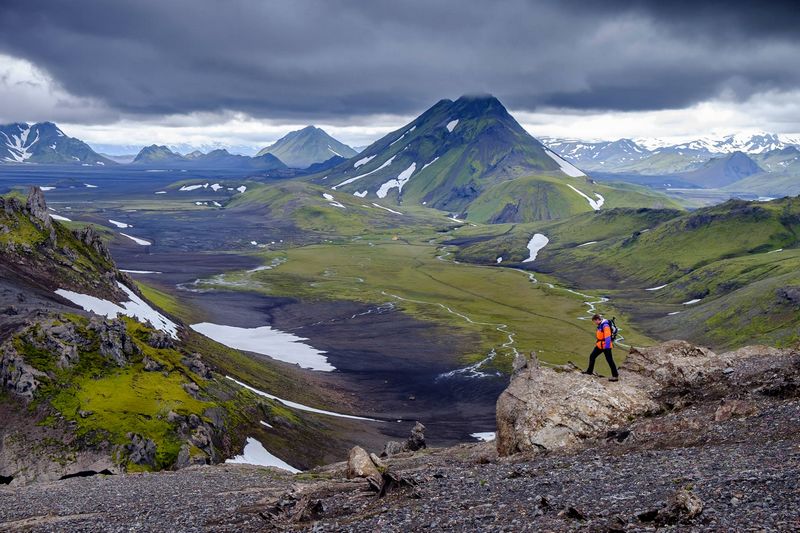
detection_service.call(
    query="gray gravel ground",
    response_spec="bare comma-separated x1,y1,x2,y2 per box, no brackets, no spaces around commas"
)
1,397,798,532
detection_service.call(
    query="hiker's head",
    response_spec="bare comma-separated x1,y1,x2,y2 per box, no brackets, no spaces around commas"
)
592,314,602,324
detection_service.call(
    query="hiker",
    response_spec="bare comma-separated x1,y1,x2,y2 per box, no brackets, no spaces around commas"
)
584,314,619,381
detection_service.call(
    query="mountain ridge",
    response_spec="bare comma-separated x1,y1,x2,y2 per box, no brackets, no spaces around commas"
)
0,122,115,166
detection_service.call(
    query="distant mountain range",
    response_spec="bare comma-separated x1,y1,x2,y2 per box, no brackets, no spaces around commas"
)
0,122,115,166
132,145,287,170
257,126,357,169
543,132,800,196
542,132,800,174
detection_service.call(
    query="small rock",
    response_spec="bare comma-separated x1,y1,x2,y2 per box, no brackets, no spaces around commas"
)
346,446,380,479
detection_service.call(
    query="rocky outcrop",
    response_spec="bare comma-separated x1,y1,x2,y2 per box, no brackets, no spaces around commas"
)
124,433,157,467
0,344,47,399
496,341,800,456
381,421,427,458
88,317,140,366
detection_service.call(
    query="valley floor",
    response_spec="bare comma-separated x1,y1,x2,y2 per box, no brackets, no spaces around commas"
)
1,393,797,531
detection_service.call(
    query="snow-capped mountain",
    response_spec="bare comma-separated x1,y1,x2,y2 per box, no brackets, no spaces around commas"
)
0,122,115,166
543,132,800,174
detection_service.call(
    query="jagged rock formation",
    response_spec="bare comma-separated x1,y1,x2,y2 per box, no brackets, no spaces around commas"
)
496,340,800,455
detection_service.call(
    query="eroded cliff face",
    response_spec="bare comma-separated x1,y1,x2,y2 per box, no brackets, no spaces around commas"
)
496,340,800,456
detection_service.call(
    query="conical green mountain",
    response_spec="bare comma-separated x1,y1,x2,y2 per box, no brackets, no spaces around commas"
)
310,95,675,222
257,126,357,168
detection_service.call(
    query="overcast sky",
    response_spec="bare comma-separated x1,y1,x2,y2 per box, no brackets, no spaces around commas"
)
1,0,799,153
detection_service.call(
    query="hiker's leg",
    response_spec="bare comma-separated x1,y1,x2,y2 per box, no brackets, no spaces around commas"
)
604,348,619,378
586,347,602,374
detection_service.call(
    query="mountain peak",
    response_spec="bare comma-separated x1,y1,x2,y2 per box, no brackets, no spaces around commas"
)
256,126,356,168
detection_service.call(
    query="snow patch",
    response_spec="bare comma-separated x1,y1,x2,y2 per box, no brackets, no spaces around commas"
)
376,162,416,198
120,233,151,246
682,299,702,305
646,284,668,291
154,191,167,194
353,190,368,198
120,270,161,274
446,119,459,132
179,184,204,191
566,184,604,210
522,234,549,263
108,219,130,229
236,185,247,193
55,282,178,338
577,241,597,247
210,183,223,192
545,148,585,177
225,376,376,421
84,183,98,188
371,203,403,215
389,126,415,146
51,214,71,222
353,155,376,168
322,193,346,209
496,257,503,263
333,155,396,190
191,322,334,372
421,157,440,171
40,186,56,191
471,432,495,442
225,437,301,473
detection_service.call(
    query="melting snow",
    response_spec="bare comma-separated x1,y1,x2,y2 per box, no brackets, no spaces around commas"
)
179,184,204,191
155,191,167,194
55,282,178,338
471,432,496,442
421,157,440,171
577,241,598,247
566,184,604,210
40,186,56,191
225,437,301,473
376,162,416,198
322,193,346,209
371,203,403,215
237,185,247,193
225,376,377,421
120,269,162,274
120,233,151,246
51,214,71,222
353,155,376,168
389,126,416,146
523,234,549,263
545,149,585,177
446,119,459,132
108,219,130,229
191,322,334,372
682,299,702,305
333,155,396,190
353,190,368,198
210,183,223,192
668,311,681,316
646,284,668,291
84,183,98,188
496,257,503,263
327,146,342,157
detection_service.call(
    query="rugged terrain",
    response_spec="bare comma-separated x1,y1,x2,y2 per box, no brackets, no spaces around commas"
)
0,339,797,531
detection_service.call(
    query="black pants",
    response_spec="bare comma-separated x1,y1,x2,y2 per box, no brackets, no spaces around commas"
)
586,347,618,377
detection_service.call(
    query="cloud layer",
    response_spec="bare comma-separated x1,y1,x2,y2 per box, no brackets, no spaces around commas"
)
1,0,799,123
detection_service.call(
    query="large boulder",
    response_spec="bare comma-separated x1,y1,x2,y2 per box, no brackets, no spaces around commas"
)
496,342,799,456
496,353,656,456
346,446,381,479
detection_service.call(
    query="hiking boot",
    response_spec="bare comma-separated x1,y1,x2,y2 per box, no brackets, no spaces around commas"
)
582,371,594,376
608,376,619,382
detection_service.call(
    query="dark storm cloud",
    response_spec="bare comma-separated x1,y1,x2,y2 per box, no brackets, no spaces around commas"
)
0,0,798,121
